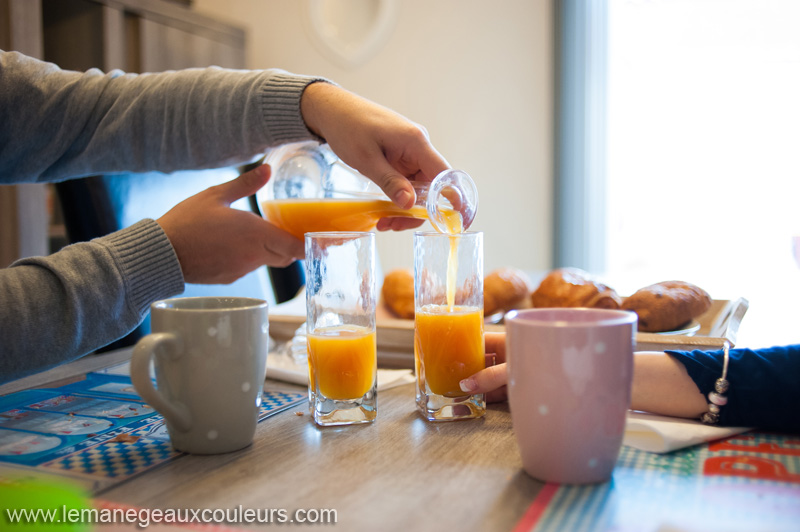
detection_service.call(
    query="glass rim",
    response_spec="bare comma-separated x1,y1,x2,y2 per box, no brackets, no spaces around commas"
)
304,231,375,239
505,308,637,328
152,296,268,311
413,230,483,238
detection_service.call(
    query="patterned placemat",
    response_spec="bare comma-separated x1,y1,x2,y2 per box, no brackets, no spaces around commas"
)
0,374,305,493
514,432,800,532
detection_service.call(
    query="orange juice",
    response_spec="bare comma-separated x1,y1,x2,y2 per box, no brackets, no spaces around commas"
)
307,325,376,400
446,234,459,308
261,198,463,240
414,305,485,397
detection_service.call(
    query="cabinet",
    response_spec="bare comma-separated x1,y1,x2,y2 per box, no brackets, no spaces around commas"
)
0,0,246,266
0,0,47,267
41,0,245,73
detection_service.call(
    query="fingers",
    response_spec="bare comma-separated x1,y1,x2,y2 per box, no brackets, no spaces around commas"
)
157,162,308,285
215,164,271,204
485,332,506,364
366,163,417,209
459,361,508,397
377,137,449,208
474,333,509,403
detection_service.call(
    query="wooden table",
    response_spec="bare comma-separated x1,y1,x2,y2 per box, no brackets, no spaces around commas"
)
4,353,799,531
97,380,540,531
2,290,778,531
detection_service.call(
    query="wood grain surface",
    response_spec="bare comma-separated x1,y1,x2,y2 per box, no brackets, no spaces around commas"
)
100,381,542,531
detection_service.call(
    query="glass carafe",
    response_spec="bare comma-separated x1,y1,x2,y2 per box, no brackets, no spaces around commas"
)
256,141,477,237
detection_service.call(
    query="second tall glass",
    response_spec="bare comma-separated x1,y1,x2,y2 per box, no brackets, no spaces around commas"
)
414,231,486,421
305,232,377,426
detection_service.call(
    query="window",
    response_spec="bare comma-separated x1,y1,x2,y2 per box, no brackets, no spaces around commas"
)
560,0,800,346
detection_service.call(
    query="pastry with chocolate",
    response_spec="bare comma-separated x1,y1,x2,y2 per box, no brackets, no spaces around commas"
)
622,280,712,332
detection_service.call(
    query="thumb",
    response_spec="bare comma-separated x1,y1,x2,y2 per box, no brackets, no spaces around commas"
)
217,164,271,204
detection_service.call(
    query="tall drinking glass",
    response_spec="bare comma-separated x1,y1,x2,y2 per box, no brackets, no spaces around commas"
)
305,232,377,426
414,231,485,421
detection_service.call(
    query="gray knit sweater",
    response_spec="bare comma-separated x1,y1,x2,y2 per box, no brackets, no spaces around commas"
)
0,50,323,383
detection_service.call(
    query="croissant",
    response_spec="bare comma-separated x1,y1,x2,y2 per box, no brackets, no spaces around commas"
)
484,267,533,316
531,268,622,309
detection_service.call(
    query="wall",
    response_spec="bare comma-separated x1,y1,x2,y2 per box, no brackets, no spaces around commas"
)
194,0,554,275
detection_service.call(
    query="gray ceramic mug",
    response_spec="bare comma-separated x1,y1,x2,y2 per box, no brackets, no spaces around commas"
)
131,297,269,454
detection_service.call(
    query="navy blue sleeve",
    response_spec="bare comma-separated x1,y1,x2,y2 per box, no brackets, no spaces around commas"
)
665,344,800,433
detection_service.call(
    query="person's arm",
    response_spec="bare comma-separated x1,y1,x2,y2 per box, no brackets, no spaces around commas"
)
666,345,800,432
0,219,183,383
462,338,800,433
462,333,710,413
299,81,450,231
1,51,448,222
630,351,708,417
460,349,708,417
0,50,325,183
0,166,304,385
462,347,710,413
1,51,449,209
0,52,317,384
0,51,451,382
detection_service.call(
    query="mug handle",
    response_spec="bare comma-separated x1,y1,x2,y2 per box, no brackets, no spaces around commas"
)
130,332,192,433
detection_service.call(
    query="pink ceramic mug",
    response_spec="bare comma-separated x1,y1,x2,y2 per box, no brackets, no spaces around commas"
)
506,308,637,484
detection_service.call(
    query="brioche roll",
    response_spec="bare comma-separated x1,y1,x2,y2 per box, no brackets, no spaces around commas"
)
381,269,415,319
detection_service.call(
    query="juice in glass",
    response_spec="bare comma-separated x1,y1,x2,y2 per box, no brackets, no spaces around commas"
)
413,231,484,421
414,305,485,397
306,231,376,426
308,325,377,401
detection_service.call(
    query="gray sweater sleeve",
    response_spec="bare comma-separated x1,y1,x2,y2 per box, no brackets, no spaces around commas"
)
0,220,184,383
0,50,326,181
0,51,326,383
